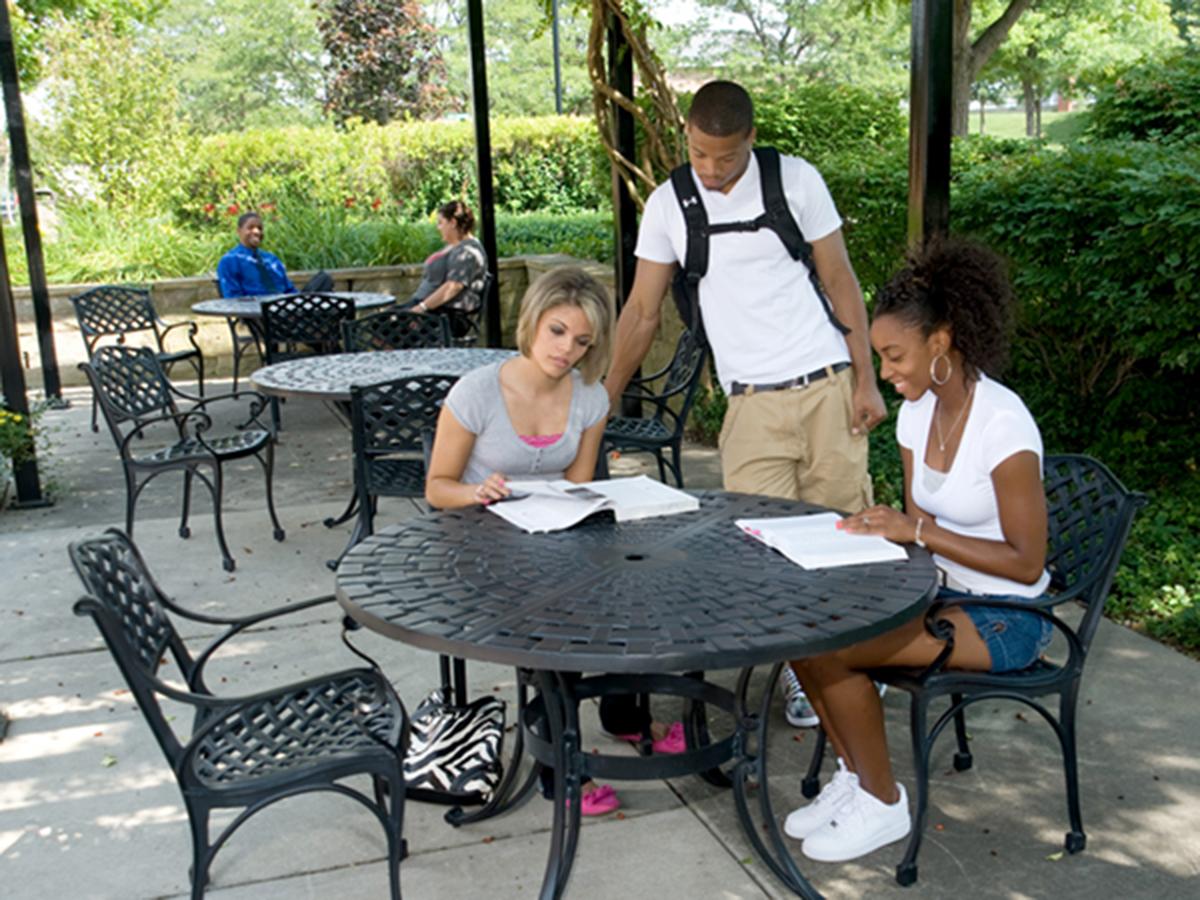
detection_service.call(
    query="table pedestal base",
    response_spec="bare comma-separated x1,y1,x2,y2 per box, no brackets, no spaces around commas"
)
481,666,828,900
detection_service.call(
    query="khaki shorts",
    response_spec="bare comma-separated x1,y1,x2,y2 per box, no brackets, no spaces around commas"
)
719,365,872,513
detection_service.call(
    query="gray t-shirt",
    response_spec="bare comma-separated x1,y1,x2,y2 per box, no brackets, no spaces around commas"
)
444,361,609,485
411,238,487,312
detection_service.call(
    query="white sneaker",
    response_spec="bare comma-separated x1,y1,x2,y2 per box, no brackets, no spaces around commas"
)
801,782,911,862
783,758,859,840
781,665,819,727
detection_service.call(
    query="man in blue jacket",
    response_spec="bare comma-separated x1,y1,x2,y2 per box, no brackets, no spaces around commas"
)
216,211,296,297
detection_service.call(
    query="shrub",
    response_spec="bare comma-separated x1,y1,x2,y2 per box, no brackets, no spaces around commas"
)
166,117,610,226
953,140,1200,487
1087,51,1200,143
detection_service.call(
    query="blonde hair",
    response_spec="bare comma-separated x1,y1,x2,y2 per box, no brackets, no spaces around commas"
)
515,267,615,384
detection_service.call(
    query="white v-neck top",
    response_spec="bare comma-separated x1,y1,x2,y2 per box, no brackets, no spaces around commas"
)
897,374,1050,597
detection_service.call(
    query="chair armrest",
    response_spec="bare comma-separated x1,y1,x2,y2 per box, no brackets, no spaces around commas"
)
120,409,214,457
171,388,273,430
183,594,338,693
918,595,1083,681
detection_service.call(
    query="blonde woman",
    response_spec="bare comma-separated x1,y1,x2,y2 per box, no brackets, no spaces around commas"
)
427,266,683,814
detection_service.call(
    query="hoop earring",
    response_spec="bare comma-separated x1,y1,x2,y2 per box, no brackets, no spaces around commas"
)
930,353,952,386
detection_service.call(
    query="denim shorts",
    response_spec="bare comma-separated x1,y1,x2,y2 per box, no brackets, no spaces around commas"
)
938,586,1054,673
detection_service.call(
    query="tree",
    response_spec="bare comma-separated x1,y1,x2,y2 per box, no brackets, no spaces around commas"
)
983,0,1179,137
36,14,187,207
9,0,165,81
150,0,326,134
318,0,450,124
424,0,595,116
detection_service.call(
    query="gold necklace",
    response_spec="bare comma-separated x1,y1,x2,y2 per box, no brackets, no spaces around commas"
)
935,382,975,453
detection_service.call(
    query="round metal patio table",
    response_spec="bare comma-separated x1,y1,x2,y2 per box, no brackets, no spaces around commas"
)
249,347,516,402
191,291,396,319
336,490,938,900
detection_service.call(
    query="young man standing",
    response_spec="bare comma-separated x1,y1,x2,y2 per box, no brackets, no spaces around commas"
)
605,80,887,726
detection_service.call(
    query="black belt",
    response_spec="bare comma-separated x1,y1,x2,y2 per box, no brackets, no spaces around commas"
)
729,361,850,397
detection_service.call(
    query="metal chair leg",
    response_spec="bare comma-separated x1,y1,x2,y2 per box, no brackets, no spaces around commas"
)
207,464,236,572
186,802,211,900
260,445,285,541
1059,687,1087,853
180,469,193,538
802,727,828,799
951,694,973,771
896,695,930,887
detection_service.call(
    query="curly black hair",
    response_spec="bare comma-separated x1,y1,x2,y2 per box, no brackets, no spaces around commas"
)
874,236,1014,378
437,200,475,235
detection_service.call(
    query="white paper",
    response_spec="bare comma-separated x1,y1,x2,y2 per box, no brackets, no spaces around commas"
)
735,512,908,569
485,475,698,533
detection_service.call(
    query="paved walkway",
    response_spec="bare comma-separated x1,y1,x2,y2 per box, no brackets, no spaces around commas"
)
1,385,1197,899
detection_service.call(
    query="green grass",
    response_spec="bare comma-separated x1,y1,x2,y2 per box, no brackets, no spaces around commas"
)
968,109,1090,143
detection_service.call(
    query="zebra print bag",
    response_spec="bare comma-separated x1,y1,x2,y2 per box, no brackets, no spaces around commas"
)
404,687,506,803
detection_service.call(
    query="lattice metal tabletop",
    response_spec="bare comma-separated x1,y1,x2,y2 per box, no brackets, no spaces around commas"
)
192,292,395,318
250,348,517,401
337,491,938,673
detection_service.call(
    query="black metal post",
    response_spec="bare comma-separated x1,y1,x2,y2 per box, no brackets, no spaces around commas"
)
552,0,564,114
607,13,640,418
606,15,637,308
0,1,62,401
467,0,501,347
0,222,45,506
907,0,953,244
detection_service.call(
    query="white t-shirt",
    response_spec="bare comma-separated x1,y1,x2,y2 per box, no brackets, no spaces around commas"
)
635,151,850,392
897,374,1051,598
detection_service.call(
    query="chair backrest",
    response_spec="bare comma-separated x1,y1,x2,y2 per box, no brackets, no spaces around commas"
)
350,374,459,460
640,328,709,434
1043,454,1146,656
69,529,195,765
70,286,160,355
261,293,355,363
81,345,177,440
343,308,452,352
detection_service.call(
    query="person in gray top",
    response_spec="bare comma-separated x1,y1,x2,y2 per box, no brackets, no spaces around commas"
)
426,266,613,508
407,200,488,339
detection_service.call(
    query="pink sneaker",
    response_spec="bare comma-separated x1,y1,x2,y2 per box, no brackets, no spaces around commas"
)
579,784,620,816
652,721,686,755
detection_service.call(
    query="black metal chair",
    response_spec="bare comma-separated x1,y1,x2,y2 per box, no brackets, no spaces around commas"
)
79,345,284,572
261,293,355,430
343,308,452,352
603,328,708,487
800,453,1146,887
327,374,458,571
72,285,206,431
69,529,409,900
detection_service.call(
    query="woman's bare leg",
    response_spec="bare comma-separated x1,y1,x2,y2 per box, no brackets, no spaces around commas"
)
794,608,992,803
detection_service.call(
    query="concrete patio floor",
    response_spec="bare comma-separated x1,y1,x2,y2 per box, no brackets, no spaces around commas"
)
1,383,1197,899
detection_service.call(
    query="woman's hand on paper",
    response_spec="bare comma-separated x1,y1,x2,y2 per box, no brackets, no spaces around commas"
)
474,472,511,505
839,506,917,544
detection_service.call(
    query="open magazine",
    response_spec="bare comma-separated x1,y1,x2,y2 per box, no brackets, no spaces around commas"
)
735,511,908,569
485,474,700,533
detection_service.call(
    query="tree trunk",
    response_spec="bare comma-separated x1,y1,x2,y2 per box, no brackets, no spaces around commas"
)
979,100,985,134
1023,76,1036,136
955,0,1037,136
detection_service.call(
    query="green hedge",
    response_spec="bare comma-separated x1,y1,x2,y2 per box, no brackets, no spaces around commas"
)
1087,51,1200,143
167,116,610,225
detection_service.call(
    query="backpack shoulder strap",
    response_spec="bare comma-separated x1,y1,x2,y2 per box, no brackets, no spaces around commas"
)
670,162,709,283
754,147,851,335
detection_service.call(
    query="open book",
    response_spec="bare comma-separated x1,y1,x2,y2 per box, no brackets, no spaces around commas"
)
735,512,909,569
485,475,700,533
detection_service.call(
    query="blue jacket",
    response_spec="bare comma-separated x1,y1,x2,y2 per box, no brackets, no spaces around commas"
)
217,245,296,297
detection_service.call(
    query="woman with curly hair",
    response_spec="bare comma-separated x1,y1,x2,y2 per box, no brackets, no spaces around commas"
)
406,200,487,339
783,237,1053,863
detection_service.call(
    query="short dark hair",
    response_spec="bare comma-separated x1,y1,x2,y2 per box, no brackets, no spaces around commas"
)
688,81,754,137
437,200,475,235
874,237,1015,379
236,211,261,229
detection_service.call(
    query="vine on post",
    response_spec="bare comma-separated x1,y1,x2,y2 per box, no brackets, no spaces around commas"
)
585,0,686,210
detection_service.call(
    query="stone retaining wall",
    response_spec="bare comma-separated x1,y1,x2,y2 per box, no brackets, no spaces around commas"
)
10,255,684,390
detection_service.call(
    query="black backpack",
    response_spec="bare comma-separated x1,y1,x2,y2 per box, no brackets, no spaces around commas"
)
669,146,850,346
